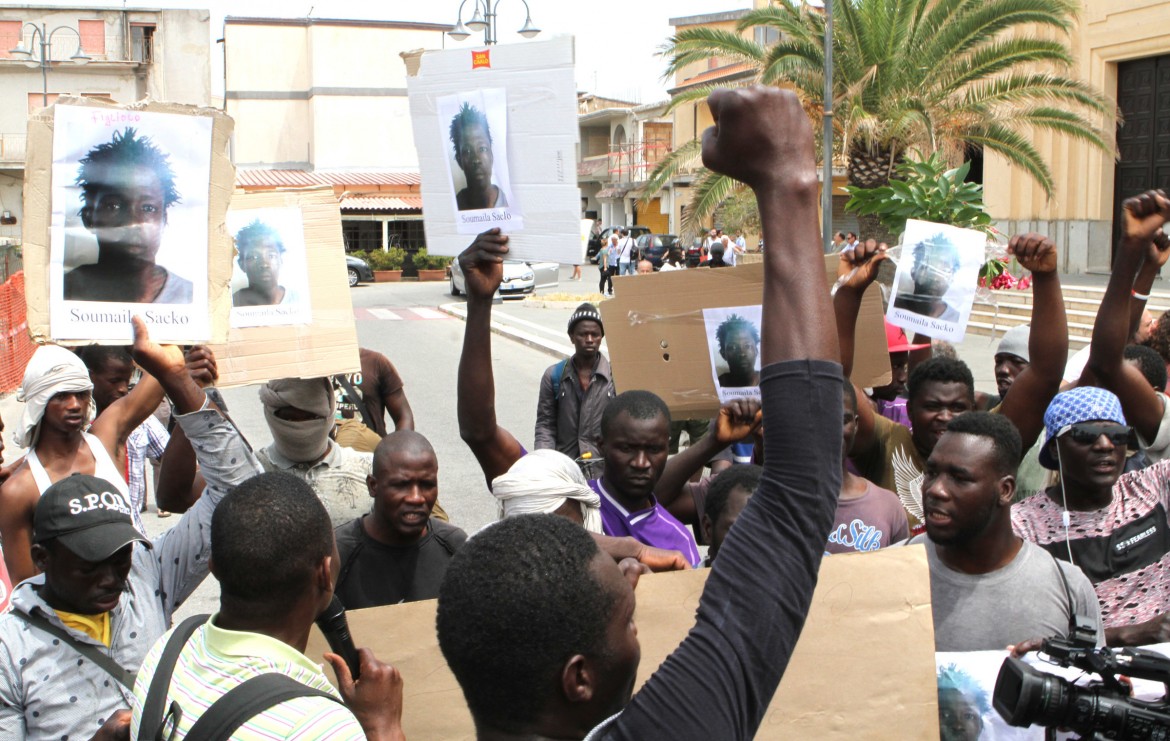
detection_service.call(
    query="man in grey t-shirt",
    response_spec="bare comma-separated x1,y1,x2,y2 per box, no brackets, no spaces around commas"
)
914,412,1101,651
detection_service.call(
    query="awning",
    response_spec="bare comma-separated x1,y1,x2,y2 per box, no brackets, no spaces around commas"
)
338,194,423,211
595,186,631,199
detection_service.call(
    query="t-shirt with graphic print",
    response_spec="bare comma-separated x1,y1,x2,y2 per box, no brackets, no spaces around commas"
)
826,479,910,554
851,413,926,534
1011,458,1170,629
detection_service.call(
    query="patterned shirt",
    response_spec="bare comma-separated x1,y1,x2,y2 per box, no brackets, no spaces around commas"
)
130,617,364,740
1011,459,1170,629
257,441,372,527
126,415,170,513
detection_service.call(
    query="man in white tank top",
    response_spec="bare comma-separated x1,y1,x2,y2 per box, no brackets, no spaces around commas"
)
0,346,166,583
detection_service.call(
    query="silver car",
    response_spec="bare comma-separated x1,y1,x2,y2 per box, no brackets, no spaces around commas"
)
450,259,559,299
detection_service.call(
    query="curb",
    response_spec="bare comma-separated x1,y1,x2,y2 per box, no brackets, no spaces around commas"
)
438,303,573,361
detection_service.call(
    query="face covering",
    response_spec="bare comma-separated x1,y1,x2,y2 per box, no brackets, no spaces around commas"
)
259,377,337,463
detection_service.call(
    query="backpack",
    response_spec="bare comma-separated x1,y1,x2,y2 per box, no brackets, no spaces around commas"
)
138,615,343,741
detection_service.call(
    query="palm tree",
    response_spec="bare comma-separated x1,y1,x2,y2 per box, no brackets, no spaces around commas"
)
645,0,1112,239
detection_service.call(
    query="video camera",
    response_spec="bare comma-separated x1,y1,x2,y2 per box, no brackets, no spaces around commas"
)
993,618,1170,739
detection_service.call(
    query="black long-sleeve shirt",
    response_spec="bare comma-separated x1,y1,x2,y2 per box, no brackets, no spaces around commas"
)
589,359,843,740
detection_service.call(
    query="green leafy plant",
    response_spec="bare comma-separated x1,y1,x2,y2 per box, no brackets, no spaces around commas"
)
843,153,993,237
366,248,405,271
646,0,1111,238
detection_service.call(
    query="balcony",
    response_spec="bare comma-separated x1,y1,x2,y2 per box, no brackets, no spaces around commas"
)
578,154,608,180
0,134,27,165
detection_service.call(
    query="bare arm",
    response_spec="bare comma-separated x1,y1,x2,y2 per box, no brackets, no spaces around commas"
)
90,371,165,465
383,388,414,432
655,400,762,524
153,345,219,513
1084,193,1170,442
0,469,39,582
997,234,1068,450
456,229,526,486
832,241,886,378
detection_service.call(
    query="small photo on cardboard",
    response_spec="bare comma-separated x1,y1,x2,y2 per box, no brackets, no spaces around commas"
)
49,105,213,341
436,87,523,234
887,219,985,343
936,655,1039,740
702,305,763,403
227,206,313,328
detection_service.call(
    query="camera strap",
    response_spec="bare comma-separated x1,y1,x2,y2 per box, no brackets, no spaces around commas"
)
1046,548,1077,637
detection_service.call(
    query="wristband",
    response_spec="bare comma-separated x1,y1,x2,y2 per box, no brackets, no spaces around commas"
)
1133,290,1150,301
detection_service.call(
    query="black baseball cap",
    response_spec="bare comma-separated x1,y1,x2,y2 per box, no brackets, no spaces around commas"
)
33,474,151,562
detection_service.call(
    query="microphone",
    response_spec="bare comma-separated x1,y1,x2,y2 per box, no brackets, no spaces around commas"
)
315,595,361,681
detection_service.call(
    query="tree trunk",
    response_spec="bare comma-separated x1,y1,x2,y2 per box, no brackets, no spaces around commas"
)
848,144,902,298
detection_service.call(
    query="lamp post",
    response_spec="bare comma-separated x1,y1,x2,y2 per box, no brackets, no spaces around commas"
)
448,0,540,46
804,0,833,253
9,23,91,108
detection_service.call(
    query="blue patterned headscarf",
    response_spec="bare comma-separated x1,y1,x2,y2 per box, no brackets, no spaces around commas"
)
1040,386,1127,470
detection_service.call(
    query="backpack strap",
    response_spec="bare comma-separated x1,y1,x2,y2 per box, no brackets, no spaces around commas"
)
184,673,343,740
13,609,137,690
335,374,375,430
138,614,211,741
551,359,569,397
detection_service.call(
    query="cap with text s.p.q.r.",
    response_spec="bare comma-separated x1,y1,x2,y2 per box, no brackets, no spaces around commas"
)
33,474,151,562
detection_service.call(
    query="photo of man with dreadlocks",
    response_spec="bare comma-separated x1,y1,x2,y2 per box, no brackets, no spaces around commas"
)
703,305,764,402
63,126,192,303
435,88,519,230
227,206,312,328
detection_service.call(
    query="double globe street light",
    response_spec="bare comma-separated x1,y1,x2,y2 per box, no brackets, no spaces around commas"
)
9,23,92,108
448,0,540,46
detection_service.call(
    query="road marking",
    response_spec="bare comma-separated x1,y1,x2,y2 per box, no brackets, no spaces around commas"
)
409,307,446,320
356,307,455,321
369,308,403,320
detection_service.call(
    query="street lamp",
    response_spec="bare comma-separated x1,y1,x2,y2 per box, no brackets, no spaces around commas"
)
9,23,91,109
448,0,541,46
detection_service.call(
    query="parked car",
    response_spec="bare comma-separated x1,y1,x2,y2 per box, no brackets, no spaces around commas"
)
635,234,679,269
449,258,560,299
586,225,651,263
346,254,374,286
686,237,707,267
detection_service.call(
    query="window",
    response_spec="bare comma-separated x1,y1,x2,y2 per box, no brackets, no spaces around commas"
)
387,219,425,249
28,93,61,113
78,20,105,57
130,23,154,63
753,26,780,47
0,21,21,60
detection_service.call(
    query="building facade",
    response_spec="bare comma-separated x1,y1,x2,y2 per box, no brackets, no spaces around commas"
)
223,16,448,249
985,0,1170,273
0,6,210,244
577,94,673,233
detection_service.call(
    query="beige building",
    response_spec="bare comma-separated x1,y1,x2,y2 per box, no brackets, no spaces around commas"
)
223,17,448,248
0,6,210,244
577,93,673,233
986,0,1170,273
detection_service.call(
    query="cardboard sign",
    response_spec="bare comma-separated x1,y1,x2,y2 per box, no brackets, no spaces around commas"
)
24,97,234,344
307,544,938,739
207,187,359,386
405,36,580,263
599,260,891,419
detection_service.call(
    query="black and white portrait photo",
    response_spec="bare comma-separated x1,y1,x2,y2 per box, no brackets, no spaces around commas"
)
887,219,984,343
436,88,522,234
227,207,313,328
49,104,213,341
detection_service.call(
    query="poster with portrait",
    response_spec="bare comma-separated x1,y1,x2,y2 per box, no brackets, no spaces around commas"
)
227,206,313,328
406,36,581,263
702,305,763,403
24,97,234,344
887,219,986,343
435,88,522,234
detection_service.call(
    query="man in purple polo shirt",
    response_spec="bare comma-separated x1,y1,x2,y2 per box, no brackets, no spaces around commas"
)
589,390,701,567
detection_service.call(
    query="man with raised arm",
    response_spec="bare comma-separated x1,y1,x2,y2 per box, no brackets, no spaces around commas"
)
836,235,1067,528
1083,190,1170,462
0,320,253,741
440,84,843,740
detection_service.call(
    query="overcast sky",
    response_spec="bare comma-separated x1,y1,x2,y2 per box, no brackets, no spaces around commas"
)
2,0,749,102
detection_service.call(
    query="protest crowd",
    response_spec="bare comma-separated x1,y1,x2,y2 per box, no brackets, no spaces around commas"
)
4,76,1170,740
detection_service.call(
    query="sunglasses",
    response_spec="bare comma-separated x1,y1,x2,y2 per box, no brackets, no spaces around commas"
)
1061,423,1131,446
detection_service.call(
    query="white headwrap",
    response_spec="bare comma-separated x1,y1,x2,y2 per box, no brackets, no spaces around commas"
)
15,345,94,448
490,449,603,533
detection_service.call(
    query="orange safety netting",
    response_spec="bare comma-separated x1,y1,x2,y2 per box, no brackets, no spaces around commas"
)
0,271,34,394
